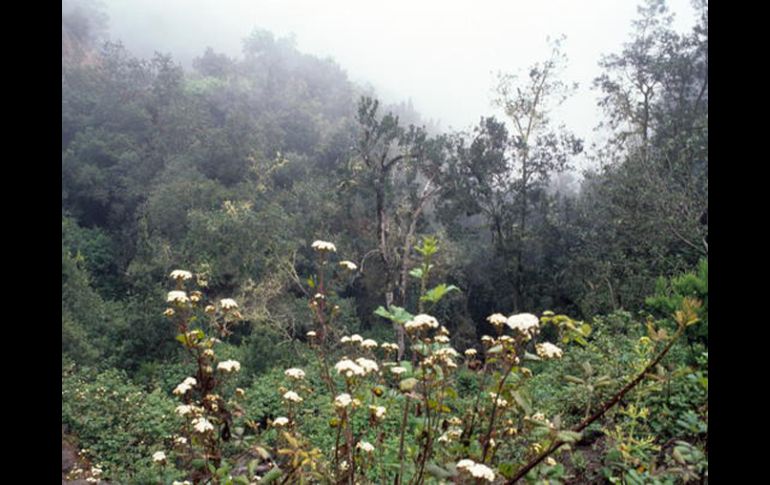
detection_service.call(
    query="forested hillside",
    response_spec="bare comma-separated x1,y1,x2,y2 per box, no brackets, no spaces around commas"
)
62,0,707,483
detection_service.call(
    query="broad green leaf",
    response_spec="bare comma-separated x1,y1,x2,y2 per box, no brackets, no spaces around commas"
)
420,284,460,304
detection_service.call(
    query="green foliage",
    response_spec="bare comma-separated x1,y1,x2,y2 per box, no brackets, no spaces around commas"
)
62,363,182,483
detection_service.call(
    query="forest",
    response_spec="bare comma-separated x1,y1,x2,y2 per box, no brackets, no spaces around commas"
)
62,0,708,483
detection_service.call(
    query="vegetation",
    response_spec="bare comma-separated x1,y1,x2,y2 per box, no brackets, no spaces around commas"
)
62,0,707,483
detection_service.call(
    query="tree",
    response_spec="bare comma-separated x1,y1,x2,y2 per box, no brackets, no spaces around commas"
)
350,97,446,358
489,37,582,311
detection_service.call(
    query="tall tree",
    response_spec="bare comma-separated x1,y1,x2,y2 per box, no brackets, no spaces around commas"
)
492,38,583,311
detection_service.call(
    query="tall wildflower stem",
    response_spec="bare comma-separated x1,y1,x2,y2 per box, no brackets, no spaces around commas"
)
396,398,410,485
481,360,515,463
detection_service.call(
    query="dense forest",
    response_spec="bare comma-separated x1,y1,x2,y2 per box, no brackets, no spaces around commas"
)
62,0,707,483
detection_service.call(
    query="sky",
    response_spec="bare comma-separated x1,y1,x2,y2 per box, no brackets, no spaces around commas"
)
100,0,698,163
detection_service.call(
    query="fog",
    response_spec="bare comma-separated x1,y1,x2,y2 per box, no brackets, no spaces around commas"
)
99,0,697,157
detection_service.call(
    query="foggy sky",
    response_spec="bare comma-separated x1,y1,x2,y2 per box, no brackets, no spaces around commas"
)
100,0,698,163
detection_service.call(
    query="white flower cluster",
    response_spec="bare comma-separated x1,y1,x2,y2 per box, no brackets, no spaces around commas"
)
273,417,289,427
456,459,495,482
438,427,462,443
170,270,193,281
152,451,166,463
334,393,352,408
217,360,241,373
507,313,540,339
192,417,214,433
173,377,197,396
340,334,363,344
390,366,407,375
172,481,192,485
175,404,202,417
219,298,238,310
283,391,303,403
405,314,439,333
356,441,375,453
464,348,477,357
339,260,357,270
167,291,189,304
361,338,378,349
311,240,337,253
381,342,399,352
335,358,365,377
487,313,508,327
535,342,563,359
369,405,387,420
284,368,306,379
356,357,379,374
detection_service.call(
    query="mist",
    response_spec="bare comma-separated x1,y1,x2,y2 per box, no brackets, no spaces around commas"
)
98,0,697,151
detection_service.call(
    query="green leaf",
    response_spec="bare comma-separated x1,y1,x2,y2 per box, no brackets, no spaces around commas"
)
511,390,532,414
307,276,315,289
260,467,283,483
420,284,460,304
409,267,424,279
374,305,414,324
557,430,583,443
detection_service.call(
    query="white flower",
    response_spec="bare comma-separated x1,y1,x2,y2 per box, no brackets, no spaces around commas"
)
545,457,557,466
357,441,375,453
507,313,540,336
487,313,508,326
434,335,450,343
167,291,189,304
334,393,352,408
469,463,495,482
273,417,289,427
175,404,195,416
170,270,193,281
456,459,476,471
381,343,399,352
370,405,387,419
174,436,187,445
481,335,495,345
172,481,192,485
405,314,439,332
350,334,363,343
219,298,238,310
311,240,337,252
152,451,166,463
464,348,477,357
340,336,351,343
284,368,306,379
361,338,378,349
335,359,365,377
531,412,546,422
306,330,317,338
217,360,241,373
192,417,214,433
536,342,563,359
282,391,303,403
390,366,407,375
173,377,197,395
339,260,357,270
355,357,379,375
